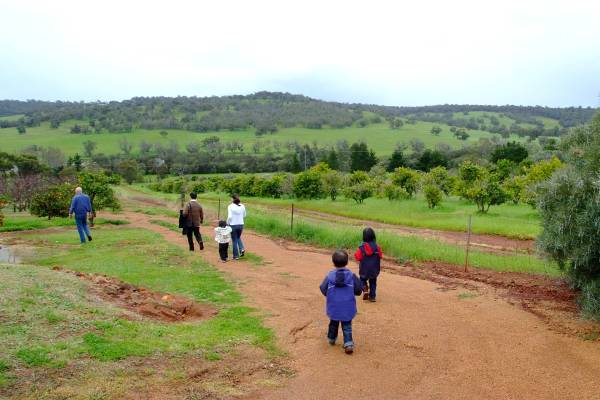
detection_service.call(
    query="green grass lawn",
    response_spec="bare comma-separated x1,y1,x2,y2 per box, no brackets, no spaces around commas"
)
0,227,275,397
0,118,527,157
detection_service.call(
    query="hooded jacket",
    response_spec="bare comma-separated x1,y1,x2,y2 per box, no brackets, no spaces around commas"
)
319,268,363,321
354,241,382,279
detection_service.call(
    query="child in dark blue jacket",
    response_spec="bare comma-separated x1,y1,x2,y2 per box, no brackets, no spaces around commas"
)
354,227,382,302
319,250,363,354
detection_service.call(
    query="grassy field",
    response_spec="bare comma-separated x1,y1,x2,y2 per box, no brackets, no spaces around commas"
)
123,186,557,275
0,210,128,232
0,118,527,157
0,226,276,398
185,191,541,239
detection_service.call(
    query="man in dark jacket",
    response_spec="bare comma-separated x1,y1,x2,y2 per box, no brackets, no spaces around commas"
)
182,192,204,251
319,250,363,354
69,187,93,244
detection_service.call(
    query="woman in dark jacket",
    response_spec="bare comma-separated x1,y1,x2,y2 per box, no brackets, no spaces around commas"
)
354,227,383,302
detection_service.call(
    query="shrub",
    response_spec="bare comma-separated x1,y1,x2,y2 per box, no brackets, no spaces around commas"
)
383,184,409,201
258,175,284,198
322,171,342,201
0,195,7,226
293,170,324,199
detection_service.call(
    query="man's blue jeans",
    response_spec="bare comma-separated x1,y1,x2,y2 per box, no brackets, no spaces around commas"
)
230,224,245,258
328,320,353,347
75,214,91,243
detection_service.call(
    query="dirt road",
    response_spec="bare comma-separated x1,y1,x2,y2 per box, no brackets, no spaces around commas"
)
116,198,600,400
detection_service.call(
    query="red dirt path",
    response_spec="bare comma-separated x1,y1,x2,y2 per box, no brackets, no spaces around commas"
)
114,197,600,400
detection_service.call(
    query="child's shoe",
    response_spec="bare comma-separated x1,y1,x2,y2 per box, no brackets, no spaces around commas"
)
344,345,354,354
363,291,370,301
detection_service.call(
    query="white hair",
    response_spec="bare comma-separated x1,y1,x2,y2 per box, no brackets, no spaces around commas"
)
75,187,83,194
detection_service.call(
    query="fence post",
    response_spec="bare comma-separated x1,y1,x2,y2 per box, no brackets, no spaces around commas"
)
464,215,472,272
218,198,221,220
291,203,294,233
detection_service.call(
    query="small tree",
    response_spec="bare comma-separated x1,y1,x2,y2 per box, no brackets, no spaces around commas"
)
82,140,97,157
30,183,74,219
293,169,324,199
343,171,373,204
387,147,406,172
430,126,442,136
389,118,404,129
490,141,528,164
0,195,7,226
17,126,26,135
117,159,141,184
78,171,120,211
160,130,169,138
322,170,342,201
119,138,132,155
384,184,408,201
391,167,420,198
423,184,442,209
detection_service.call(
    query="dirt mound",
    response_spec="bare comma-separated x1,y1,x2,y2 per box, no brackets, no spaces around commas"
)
52,266,217,322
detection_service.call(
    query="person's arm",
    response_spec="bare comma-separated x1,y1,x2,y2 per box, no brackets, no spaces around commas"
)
352,274,363,296
182,202,189,217
226,205,232,225
377,245,383,258
68,197,76,217
243,205,247,218
354,247,363,262
86,196,92,214
199,206,204,224
319,276,329,296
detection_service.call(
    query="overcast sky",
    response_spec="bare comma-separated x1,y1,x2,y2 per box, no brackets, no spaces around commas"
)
1,0,599,106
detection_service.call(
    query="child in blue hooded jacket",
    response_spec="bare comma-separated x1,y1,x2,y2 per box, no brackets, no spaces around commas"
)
319,250,363,354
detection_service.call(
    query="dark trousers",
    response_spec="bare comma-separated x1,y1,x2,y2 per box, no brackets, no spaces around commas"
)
361,277,377,299
218,242,229,260
186,227,203,251
328,320,353,347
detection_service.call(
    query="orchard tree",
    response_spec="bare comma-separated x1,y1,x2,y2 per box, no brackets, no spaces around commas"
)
391,167,420,198
30,182,75,219
78,171,120,212
293,168,324,199
423,184,442,209
343,171,373,204
455,161,506,213
389,118,404,129
117,159,142,184
119,138,133,155
430,126,442,136
0,195,7,227
322,170,342,201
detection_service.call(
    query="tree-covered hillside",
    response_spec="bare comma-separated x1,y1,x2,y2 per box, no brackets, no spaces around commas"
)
0,92,596,139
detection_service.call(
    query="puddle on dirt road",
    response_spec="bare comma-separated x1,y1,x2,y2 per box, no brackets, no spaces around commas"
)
0,244,20,263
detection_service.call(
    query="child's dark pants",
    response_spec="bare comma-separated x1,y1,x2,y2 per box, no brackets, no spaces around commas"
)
360,277,377,299
218,243,229,260
328,320,353,347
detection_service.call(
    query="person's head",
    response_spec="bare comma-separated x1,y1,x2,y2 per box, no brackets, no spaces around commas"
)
75,187,83,195
332,250,349,268
232,194,240,205
218,220,227,228
363,227,376,243
190,192,197,199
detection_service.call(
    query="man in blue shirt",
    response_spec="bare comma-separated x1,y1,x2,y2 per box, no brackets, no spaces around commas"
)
69,187,93,243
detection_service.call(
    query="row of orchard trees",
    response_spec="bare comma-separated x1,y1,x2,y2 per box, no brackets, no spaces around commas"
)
148,156,564,213
0,152,120,224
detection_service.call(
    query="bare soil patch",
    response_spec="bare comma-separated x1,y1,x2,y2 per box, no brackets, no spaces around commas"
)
51,266,217,322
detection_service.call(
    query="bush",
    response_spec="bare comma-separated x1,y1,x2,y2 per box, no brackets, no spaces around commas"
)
343,171,373,204
423,184,442,209
0,195,7,226
383,184,409,201
293,170,324,199
391,167,420,198
258,175,284,198
322,171,342,201
30,183,75,219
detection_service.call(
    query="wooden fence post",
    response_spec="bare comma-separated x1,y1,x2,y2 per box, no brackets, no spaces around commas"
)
291,203,294,233
464,215,472,272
